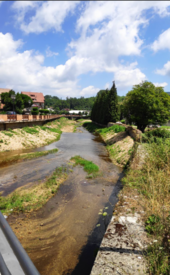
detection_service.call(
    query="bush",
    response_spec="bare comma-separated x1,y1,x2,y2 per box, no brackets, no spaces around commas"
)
31,107,39,115
39,109,50,114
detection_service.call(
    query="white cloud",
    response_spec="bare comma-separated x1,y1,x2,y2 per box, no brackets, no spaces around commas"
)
46,47,59,57
12,1,79,34
151,28,170,52
114,62,146,90
79,86,99,97
0,32,99,98
155,61,170,77
154,82,168,87
104,82,110,90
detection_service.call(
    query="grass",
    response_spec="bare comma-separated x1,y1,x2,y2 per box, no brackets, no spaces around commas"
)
97,124,125,135
83,121,103,133
0,166,68,214
0,149,58,166
22,126,39,135
70,155,99,178
122,138,170,274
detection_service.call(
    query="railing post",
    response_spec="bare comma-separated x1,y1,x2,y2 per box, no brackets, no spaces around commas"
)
0,212,40,275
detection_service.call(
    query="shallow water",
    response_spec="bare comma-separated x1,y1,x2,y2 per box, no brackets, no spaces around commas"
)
2,126,123,274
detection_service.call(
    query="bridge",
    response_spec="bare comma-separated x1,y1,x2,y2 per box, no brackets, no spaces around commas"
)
0,114,90,131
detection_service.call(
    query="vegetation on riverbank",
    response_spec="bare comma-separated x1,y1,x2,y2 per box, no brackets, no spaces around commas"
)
0,117,77,153
0,149,58,166
70,155,99,178
122,129,170,275
0,166,68,215
83,121,134,167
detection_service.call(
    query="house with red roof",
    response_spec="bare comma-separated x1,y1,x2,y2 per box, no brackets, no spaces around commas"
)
21,91,44,109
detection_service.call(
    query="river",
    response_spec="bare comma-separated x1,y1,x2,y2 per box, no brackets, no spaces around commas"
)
0,126,123,275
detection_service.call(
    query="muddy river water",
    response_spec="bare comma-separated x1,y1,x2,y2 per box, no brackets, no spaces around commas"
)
0,127,123,275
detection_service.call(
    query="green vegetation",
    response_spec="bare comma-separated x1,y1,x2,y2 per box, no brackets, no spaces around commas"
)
142,128,170,144
97,124,125,135
31,107,39,115
0,166,67,214
0,149,58,166
22,126,39,134
2,131,13,137
45,95,95,113
91,81,119,125
83,121,102,133
70,156,99,178
1,90,33,114
123,81,170,132
123,135,170,274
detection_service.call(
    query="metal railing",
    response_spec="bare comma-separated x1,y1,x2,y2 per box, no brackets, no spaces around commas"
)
0,211,40,275
7,115,17,121
22,115,29,121
32,115,37,120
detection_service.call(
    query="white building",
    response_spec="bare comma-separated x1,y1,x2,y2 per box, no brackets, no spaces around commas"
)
69,110,90,115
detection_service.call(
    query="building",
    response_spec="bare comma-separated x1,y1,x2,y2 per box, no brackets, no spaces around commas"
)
0,88,11,109
69,110,90,115
21,91,44,109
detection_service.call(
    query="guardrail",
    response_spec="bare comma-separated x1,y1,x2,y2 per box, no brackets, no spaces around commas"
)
0,211,40,275
0,114,90,123
7,115,17,121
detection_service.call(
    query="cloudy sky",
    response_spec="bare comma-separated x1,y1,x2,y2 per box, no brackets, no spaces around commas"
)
0,1,170,98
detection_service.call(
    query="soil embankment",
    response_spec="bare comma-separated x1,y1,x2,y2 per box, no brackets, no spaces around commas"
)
0,118,76,152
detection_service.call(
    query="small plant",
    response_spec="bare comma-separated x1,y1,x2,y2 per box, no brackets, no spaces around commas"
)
0,139,3,143
145,215,161,235
70,155,99,177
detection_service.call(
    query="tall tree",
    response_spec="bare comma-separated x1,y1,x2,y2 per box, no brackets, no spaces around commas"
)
123,81,170,132
107,81,119,123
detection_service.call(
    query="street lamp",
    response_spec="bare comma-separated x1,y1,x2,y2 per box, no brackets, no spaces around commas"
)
11,94,16,113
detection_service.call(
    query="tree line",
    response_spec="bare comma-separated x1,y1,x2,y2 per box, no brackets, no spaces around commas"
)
45,95,96,111
91,80,170,132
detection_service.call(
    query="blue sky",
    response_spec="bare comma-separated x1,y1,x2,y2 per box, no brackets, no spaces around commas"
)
0,1,170,98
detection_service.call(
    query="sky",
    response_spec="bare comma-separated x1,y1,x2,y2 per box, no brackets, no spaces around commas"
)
0,1,170,98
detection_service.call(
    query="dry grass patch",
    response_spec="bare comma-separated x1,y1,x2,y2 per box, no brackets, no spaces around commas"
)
122,142,170,274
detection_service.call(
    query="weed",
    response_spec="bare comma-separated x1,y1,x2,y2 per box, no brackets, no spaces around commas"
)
71,155,99,178
0,139,3,143
0,166,67,214
2,131,13,137
122,141,170,274
22,127,39,135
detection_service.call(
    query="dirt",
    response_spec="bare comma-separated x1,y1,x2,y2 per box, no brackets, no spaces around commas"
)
0,119,77,152
100,131,134,167
0,127,58,152
60,120,76,132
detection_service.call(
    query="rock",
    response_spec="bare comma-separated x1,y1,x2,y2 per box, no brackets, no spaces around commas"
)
125,126,142,142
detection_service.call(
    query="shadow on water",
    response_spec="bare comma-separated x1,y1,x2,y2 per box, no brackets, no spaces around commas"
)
4,126,124,275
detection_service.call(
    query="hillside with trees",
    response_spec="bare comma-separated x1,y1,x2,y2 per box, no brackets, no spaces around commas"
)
45,96,95,112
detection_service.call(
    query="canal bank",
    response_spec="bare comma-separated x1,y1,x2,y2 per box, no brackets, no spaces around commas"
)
0,124,124,275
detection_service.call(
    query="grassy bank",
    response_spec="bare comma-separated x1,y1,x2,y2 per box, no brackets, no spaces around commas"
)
122,128,170,274
0,148,58,166
0,117,77,154
0,166,68,215
83,121,134,167
70,155,99,178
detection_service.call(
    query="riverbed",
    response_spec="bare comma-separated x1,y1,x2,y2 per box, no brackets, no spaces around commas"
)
0,126,123,274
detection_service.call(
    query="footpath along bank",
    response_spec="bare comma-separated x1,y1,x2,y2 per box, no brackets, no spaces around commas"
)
83,121,170,275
